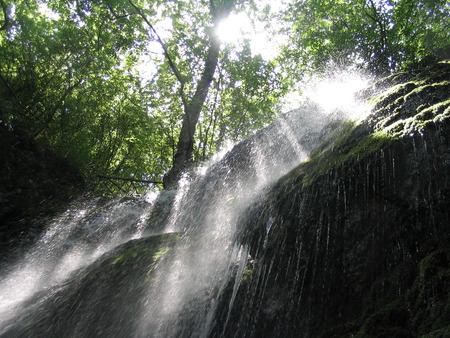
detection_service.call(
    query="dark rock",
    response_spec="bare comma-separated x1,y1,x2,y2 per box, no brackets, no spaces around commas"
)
0,123,85,265
212,60,450,337
1,233,180,338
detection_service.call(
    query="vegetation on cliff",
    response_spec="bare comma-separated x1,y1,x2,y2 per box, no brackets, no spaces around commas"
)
286,60,450,189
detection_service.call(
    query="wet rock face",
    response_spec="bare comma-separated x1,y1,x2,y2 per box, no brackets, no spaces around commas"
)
2,233,180,338
212,61,450,337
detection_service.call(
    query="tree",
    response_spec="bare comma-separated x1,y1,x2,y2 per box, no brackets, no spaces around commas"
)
0,0,8,31
107,0,286,188
154,0,236,188
279,0,450,77
0,0,157,188
0,0,286,193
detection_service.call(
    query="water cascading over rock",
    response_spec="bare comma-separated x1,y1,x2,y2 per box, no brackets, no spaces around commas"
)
0,61,449,338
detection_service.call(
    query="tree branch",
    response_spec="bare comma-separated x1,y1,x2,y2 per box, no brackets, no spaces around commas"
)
0,71,31,115
364,0,389,73
33,78,83,139
97,174,163,185
127,0,188,109
104,0,134,21
0,0,8,31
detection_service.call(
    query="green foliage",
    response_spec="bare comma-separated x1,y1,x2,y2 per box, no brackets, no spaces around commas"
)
0,0,284,194
280,0,450,77
194,43,288,160
3,0,445,194
0,0,156,192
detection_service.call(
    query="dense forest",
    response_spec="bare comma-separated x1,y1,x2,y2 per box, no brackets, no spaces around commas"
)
0,0,448,193
0,1,450,336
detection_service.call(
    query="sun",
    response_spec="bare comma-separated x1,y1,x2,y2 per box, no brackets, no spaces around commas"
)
216,12,251,45
216,12,282,61
304,71,372,120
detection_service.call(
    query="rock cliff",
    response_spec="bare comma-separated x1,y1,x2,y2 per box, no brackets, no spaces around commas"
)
217,60,450,337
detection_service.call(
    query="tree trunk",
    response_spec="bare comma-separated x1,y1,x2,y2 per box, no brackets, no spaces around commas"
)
163,1,234,188
163,38,220,188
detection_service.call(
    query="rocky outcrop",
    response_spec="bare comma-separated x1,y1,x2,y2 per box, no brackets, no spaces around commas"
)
0,124,85,262
214,60,450,337
1,233,180,337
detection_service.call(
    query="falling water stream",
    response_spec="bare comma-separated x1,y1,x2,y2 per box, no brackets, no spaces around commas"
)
0,74,374,337
0,196,156,331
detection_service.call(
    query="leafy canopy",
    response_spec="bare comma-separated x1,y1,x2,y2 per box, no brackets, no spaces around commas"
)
280,0,450,76
0,0,286,193
0,0,448,193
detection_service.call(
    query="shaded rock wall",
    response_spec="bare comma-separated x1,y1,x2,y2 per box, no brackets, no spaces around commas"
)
213,61,450,337
0,123,85,262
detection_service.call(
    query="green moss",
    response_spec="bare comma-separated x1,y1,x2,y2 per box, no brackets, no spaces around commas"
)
383,99,450,138
289,63,450,189
241,268,253,283
110,232,180,266
69,232,182,291
355,299,411,338
297,124,393,187
373,83,449,128
369,81,418,110
405,250,450,336
278,118,395,194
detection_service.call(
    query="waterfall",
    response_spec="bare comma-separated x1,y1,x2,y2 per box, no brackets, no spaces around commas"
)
0,64,450,338
0,196,156,332
0,96,356,337
10,64,450,338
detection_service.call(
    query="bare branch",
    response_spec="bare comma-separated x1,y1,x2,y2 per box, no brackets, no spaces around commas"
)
97,174,163,185
127,0,188,109
33,78,83,139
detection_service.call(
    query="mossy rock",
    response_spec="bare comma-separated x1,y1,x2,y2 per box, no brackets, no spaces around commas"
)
2,232,181,337
70,232,181,288
406,249,450,336
332,250,450,338
228,60,450,338
355,300,413,338
281,60,450,191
